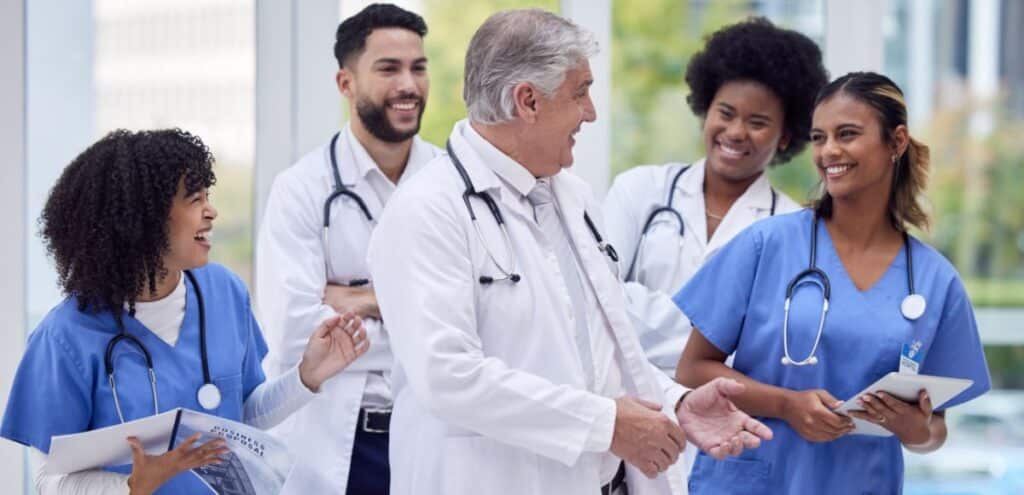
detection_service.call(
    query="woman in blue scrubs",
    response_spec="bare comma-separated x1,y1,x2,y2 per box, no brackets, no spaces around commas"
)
674,72,991,494
1,129,369,494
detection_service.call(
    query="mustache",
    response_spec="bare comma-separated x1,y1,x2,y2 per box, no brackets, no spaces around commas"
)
386,93,423,104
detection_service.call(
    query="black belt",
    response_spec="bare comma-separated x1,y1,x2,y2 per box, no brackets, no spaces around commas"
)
357,408,391,434
600,462,627,495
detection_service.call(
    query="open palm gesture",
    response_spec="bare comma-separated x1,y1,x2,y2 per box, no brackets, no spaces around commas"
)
298,312,369,392
676,377,773,459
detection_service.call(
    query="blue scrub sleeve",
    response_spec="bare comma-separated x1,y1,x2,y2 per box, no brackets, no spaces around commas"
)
920,277,991,410
673,227,764,354
0,328,92,453
241,297,269,402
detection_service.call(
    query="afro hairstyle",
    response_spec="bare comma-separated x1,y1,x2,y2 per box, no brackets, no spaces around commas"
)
40,128,216,319
684,17,828,164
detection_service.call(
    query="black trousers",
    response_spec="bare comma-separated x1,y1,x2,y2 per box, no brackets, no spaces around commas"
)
345,409,391,495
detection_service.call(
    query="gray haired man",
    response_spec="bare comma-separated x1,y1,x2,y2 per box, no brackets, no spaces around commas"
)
368,9,773,495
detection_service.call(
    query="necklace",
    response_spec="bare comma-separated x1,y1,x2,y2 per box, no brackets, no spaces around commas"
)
705,209,725,221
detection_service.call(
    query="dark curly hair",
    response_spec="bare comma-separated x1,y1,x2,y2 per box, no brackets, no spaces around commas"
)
685,17,828,164
40,128,216,319
334,3,428,68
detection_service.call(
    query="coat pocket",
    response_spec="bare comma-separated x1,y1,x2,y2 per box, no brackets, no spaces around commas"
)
688,455,771,494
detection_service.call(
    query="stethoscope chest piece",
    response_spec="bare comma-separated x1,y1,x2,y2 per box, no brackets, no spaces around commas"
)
901,294,926,321
197,382,222,411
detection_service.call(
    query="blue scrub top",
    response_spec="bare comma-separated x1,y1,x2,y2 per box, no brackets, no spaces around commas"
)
674,209,991,495
1,263,268,494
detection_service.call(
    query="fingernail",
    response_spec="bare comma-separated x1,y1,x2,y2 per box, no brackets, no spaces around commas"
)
862,395,872,403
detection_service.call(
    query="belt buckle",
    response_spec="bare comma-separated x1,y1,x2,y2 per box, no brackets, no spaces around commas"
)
362,408,391,434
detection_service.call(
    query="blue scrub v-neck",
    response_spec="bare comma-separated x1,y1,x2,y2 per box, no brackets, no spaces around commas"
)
673,209,991,494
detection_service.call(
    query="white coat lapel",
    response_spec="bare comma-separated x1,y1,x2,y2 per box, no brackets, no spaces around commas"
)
448,128,535,226
705,172,774,255
678,161,708,249
550,174,662,402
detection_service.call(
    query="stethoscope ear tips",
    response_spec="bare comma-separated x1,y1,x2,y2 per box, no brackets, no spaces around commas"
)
780,356,791,366
510,274,521,283
479,276,494,284
808,356,818,365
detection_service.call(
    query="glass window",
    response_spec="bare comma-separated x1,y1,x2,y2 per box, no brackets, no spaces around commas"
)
884,0,1024,389
94,0,256,285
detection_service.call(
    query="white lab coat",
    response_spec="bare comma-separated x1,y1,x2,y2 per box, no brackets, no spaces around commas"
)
256,127,442,493
603,159,801,375
368,120,688,495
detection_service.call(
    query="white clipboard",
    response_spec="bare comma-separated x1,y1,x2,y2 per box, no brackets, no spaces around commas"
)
836,372,973,436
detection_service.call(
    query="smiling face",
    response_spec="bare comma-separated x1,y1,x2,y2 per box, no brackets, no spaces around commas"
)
810,93,907,203
163,176,217,272
702,80,789,184
339,27,429,143
521,61,597,177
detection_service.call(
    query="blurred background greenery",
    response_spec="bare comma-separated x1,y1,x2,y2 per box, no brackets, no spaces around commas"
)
86,0,1021,386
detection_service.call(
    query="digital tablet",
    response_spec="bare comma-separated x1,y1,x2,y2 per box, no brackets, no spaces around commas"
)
836,372,974,437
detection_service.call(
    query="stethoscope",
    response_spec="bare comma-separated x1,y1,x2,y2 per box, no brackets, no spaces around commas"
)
780,213,927,366
625,163,778,282
105,270,219,423
323,131,375,284
446,140,619,285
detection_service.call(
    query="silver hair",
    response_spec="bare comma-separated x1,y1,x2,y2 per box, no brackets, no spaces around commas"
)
463,9,598,124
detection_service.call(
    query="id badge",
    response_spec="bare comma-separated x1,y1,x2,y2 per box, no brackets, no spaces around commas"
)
899,340,924,374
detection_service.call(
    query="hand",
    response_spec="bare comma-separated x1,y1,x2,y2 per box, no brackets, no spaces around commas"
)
780,388,854,442
298,312,369,392
610,397,686,478
126,433,228,495
676,378,773,459
323,284,380,320
849,390,932,445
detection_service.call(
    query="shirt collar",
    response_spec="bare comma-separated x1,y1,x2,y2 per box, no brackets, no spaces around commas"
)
342,124,379,182
343,123,432,187
462,121,537,197
679,157,776,210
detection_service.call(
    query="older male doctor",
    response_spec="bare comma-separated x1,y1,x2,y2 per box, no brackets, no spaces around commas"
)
368,9,772,495
256,5,441,494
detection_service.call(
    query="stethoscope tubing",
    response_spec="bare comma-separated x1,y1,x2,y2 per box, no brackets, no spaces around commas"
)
105,270,214,422
626,164,778,283
446,139,617,285
781,213,921,366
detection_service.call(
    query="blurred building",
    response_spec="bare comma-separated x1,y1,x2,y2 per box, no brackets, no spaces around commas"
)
94,0,254,166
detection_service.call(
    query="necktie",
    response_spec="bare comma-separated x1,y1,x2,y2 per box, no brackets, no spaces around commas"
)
527,178,595,389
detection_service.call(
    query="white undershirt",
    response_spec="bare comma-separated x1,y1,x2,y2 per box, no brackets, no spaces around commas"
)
33,272,317,494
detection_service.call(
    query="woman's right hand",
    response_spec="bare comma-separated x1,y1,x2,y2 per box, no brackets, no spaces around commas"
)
126,433,229,495
781,389,854,442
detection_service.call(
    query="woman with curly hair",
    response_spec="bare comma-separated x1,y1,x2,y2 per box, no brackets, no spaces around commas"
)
604,18,828,390
1,129,370,494
675,73,990,493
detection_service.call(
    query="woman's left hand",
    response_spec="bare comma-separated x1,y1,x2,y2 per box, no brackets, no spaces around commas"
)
849,389,933,445
298,312,369,392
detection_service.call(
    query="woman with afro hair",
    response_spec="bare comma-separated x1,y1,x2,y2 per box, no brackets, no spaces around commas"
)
675,72,990,493
1,129,370,494
603,12,827,420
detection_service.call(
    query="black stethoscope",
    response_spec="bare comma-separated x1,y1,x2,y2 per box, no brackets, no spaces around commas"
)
446,140,619,285
780,213,927,366
625,163,778,282
105,270,219,423
323,131,375,285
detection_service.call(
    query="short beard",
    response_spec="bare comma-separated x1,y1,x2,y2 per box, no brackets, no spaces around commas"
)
356,94,424,143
